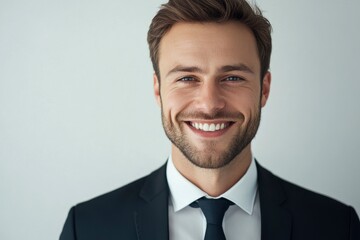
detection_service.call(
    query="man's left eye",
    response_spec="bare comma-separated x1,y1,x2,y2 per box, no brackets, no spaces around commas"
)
225,76,243,81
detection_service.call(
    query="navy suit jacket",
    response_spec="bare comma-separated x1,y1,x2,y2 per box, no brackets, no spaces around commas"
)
60,162,360,240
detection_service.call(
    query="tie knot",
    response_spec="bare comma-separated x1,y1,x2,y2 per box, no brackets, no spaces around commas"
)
193,197,234,225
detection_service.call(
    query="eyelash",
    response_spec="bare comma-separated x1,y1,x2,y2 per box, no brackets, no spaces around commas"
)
223,76,244,82
178,76,196,82
177,75,245,83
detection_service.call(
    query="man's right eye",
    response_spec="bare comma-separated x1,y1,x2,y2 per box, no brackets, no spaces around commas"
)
178,76,195,82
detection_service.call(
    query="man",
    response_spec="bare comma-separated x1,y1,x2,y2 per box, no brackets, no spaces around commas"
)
60,0,360,239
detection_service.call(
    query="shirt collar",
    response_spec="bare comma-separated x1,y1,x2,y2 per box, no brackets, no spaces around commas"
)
166,155,258,215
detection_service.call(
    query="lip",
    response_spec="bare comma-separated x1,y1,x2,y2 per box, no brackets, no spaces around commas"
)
185,121,234,138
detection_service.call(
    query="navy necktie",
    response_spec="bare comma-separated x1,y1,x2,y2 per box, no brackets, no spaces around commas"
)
191,197,233,240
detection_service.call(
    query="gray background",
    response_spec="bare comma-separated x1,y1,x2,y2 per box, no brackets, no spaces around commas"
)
0,0,359,239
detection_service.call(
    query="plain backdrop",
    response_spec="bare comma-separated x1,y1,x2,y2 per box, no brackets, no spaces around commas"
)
0,0,359,239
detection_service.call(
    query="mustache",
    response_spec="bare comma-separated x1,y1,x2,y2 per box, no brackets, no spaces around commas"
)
177,110,243,120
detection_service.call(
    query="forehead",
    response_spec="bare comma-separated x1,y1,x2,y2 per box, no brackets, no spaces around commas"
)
158,21,260,77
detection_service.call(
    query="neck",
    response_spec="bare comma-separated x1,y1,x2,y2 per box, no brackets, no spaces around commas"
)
171,145,252,197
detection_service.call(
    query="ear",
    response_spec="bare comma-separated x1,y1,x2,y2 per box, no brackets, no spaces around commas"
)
260,71,271,108
153,73,161,106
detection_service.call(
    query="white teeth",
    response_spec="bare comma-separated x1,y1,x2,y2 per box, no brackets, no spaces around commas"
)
191,122,228,132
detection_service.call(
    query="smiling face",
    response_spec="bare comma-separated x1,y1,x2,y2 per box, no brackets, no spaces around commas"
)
154,21,271,169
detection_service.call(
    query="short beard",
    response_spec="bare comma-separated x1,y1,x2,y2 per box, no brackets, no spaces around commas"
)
161,107,261,169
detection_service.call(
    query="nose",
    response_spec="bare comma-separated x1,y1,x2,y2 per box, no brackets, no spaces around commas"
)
195,82,226,113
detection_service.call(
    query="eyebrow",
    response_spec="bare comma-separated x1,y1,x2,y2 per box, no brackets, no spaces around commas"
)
165,63,255,77
220,64,255,74
166,66,204,77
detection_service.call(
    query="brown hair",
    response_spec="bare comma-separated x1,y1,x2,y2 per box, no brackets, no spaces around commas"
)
147,0,272,81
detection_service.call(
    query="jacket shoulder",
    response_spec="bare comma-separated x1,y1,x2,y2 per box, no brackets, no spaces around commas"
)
257,162,351,209
270,168,350,210
62,164,168,240
257,163,360,239
76,163,168,211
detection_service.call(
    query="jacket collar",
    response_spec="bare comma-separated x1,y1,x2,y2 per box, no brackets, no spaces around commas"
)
134,163,169,240
256,161,292,240
134,161,292,240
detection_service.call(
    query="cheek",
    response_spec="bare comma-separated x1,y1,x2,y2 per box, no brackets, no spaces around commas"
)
228,89,260,117
161,88,194,119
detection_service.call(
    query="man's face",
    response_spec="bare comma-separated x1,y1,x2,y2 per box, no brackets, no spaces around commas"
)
154,21,270,169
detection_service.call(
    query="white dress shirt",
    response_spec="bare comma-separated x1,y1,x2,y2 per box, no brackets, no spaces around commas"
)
166,156,261,240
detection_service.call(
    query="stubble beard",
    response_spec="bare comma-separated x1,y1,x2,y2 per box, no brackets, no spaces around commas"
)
161,107,261,169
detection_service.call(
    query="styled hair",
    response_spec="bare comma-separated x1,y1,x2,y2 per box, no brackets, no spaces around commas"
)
147,0,272,81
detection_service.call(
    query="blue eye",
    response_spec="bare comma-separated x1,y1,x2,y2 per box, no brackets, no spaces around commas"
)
179,76,195,82
225,76,243,81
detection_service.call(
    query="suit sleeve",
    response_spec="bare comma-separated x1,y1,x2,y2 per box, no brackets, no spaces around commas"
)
349,206,360,239
59,207,77,240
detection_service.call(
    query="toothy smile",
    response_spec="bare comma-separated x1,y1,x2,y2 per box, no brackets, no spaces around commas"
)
190,122,231,132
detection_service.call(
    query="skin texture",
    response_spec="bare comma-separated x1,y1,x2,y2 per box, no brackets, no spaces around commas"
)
154,21,271,196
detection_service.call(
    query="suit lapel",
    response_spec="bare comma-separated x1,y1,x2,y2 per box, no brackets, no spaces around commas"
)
256,162,292,240
133,161,292,240
134,163,169,240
